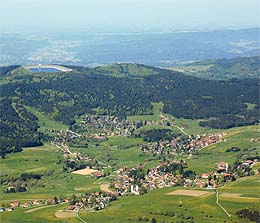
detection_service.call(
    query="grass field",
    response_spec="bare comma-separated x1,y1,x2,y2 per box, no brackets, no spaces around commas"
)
170,117,221,135
169,65,214,80
0,203,79,223
169,65,212,73
1,176,258,223
69,134,159,170
0,145,99,202
218,175,260,198
187,125,260,174
78,180,258,223
26,106,68,132
128,102,224,136
77,175,259,223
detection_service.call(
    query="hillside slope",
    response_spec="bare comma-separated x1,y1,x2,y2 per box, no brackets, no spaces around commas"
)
0,63,259,154
171,56,260,80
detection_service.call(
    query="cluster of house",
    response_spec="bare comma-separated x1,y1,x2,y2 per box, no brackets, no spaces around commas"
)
237,158,259,174
0,198,69,213
140,133,226,155
240,159,259,168
111,156,260,196
0,192,118,213
51,130,93,160
67,191,117,211
194,158,260,189
194,162,230,189
50,129,82,144
112,161,184,195
113,171,135,194
79,115,137,137
52,141,92,164
50,129,84,158
142,165,181,190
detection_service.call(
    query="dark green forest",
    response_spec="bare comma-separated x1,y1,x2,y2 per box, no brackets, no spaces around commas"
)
0,61,259,155
0,98,42,157
0,65,20,77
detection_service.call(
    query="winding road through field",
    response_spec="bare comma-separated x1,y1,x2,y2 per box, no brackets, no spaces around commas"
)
215,190,232,218
77,205,87,223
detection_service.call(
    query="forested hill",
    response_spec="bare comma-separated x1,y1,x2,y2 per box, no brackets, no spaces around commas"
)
0,98,42,157
0,63,259,155
171,56,260,80
63,63,159,77
0,65,20,77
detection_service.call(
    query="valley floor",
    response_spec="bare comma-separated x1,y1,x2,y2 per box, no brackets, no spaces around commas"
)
0,111,259,223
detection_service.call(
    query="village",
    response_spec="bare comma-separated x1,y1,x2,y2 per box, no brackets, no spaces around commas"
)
1,155,258,214
0,191,117,213
111,156,259,194
76,114,138,137
140,133,226,155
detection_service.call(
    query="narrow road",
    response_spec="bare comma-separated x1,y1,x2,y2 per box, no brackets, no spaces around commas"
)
24,204,57,213
216,190,232,218
77,205,87,223
174,125,188,135
0,198,45,202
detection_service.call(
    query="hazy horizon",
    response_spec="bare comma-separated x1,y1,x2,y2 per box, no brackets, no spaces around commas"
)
0,0,259,34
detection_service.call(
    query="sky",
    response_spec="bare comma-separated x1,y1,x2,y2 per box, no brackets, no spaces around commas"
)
0,0,259,33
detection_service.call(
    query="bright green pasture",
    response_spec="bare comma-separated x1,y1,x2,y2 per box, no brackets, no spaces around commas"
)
0,145,99,201
0,145,60,177
187,125,260,174
26,106,68,132
170,65,211,73
0,204,80,223
71,138,157,170
79,186,257,223
219,175,260,197
1,184,258,223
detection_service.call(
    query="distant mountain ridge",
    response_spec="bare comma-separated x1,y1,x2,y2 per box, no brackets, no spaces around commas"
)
1,28,259,66
170,56,260,80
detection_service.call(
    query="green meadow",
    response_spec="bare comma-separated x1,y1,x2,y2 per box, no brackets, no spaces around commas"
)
26,106,68,132
1,176,258,223
218,175,260,197
70,135,158,170
187,125,260,174
127,102,164,122
169,65,212,73
80,175,259,223
0,145,99,202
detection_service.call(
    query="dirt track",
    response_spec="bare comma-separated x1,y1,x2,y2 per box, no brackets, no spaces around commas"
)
25,204,56,213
